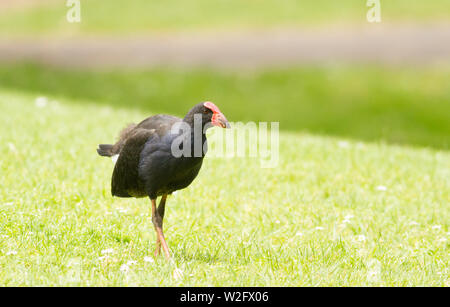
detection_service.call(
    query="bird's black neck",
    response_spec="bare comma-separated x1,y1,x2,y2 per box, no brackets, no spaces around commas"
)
178,115,208,158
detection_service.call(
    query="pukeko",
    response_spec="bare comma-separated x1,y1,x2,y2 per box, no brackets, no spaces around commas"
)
97,102,230,259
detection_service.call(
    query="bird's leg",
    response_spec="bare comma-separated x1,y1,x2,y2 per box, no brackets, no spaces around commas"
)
151,197,171,259
153,194,168,257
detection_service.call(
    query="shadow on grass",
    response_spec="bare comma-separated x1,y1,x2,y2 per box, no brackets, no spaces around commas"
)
177,250,223,264
176,248,247,265
0,63,448,150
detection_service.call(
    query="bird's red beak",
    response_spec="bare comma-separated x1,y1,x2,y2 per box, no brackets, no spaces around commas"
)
204,102,231,128
212,112,230,128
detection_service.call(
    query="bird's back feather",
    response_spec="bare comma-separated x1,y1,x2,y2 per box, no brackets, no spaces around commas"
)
111,128,157,198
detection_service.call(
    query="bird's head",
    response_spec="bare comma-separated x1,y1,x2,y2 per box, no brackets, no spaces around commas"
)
185,102,230,129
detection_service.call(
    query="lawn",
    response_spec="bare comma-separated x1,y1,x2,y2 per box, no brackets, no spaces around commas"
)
1,0,450,37
0,82,448,286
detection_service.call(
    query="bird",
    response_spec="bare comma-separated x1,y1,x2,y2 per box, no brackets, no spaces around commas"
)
97,102,230,259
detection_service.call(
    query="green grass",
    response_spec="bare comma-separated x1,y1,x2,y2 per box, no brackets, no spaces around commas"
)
0,87,449,286
0,64,449,150
1,0,450,37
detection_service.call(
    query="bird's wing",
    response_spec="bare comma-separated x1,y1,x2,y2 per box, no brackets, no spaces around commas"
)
109,115,181,156
111,128,157,197
136,115,182,137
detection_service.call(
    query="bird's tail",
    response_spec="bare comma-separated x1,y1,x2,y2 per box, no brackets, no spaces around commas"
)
97,144,114,157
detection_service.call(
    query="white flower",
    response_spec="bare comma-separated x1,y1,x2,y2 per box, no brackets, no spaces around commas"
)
409,221,419,226
438,237,447,243
127,260,137,266
432,225,442,230
338,141,349,148
35,97,48,108
6,250,17,256
357,235,367,242
101,248,115,255
144,256,154,263
376,185,387,191
8,143,17,153
295,232,303,237
120,264,130,273
314,227,324,231
275,220,280,224
344,215,354,220
367,270,380,282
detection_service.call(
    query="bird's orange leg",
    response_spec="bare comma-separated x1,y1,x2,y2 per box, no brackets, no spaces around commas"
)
153,194,168,257
151,196,171,259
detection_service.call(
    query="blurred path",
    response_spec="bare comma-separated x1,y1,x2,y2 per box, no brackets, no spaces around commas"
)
1,24,449,68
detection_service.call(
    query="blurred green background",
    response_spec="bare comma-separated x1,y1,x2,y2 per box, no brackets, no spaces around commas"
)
0,0,450,148
1,0,450,36
1,64,449,149
0,0,449,149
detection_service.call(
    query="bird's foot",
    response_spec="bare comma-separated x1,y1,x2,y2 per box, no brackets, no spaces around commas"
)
153,245,161,258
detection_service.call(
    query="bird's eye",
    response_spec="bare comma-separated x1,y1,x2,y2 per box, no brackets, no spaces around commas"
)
203,108,209,114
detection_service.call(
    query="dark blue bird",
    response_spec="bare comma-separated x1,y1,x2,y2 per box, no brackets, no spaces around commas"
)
97,102,230,259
